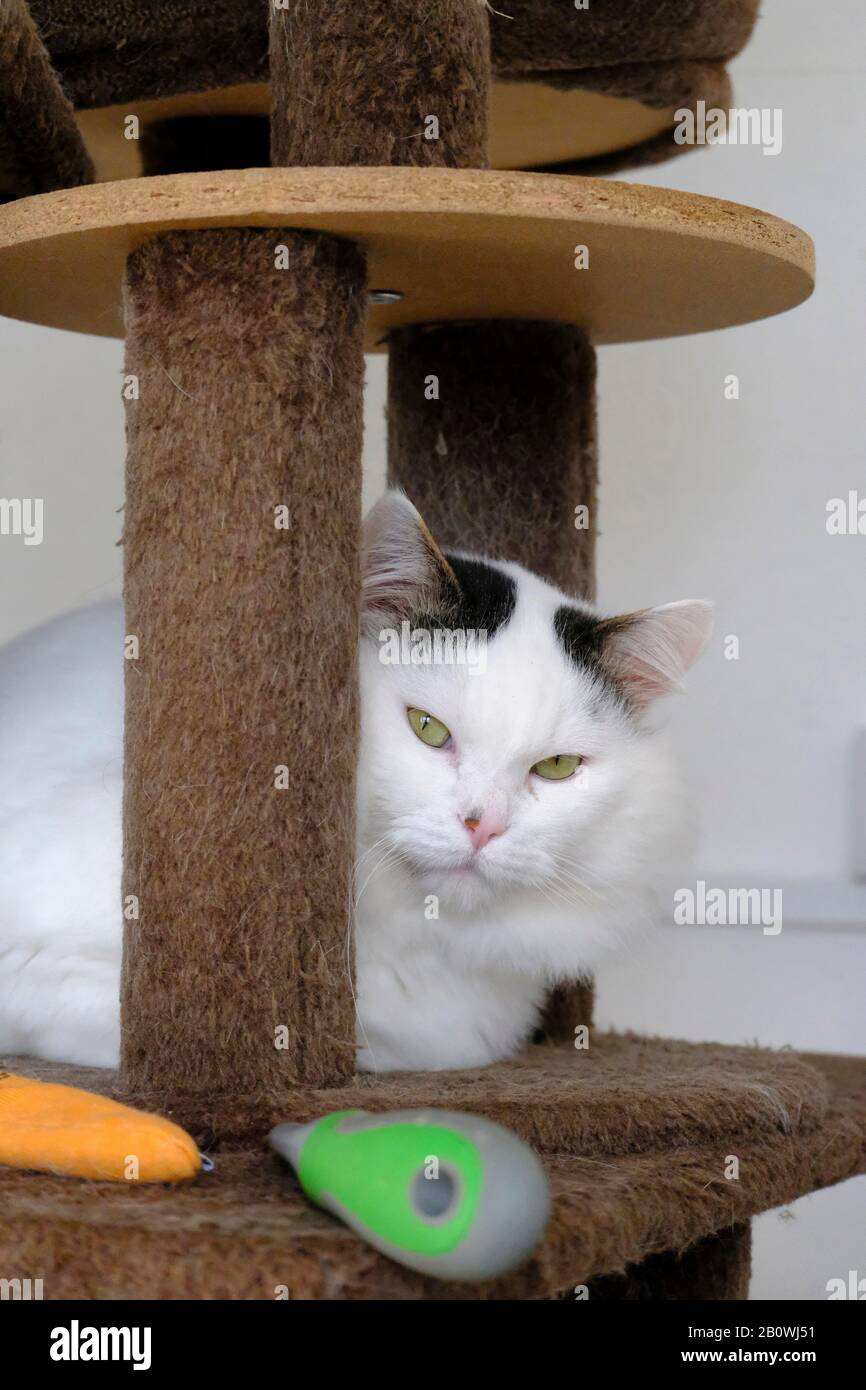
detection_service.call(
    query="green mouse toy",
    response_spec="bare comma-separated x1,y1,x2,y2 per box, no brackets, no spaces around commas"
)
269,1107,551,1282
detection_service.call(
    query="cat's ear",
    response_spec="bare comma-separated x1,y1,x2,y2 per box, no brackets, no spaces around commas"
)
597,600,713,710
360,490,459,632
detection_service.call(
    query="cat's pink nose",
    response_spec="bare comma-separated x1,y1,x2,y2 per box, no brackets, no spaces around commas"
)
462,813,504,851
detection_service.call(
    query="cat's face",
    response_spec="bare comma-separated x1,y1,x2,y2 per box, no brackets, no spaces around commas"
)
357,493,711,964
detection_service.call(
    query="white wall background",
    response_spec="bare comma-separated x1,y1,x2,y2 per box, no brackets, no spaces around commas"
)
0,0,863,1299
588,0,866,1298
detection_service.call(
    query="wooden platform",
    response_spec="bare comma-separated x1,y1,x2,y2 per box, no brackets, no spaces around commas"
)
0,1048,862,1299
75,81,679,181
0,168,814,347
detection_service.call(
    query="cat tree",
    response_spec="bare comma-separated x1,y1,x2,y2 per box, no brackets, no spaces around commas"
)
0,0,863,1300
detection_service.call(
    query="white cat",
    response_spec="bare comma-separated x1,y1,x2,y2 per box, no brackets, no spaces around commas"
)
0,491,711,1073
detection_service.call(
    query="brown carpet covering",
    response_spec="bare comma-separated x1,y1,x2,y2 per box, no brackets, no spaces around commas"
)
537,982,596,1046
3,1034,831,1157
20,0,758,180
0,0,93,199
492,1,759,77
387,321,597,599
0,1050,861,1300
587,1223,752,1300
270,0,489,169
28,0,271,110
121,227,366,1098
25,1,759,110
0,1,756,186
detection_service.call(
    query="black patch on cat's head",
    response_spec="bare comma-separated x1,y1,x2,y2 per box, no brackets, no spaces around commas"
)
440,554,517,637
553,604,623,703
411,554,517,639
554,605,603,665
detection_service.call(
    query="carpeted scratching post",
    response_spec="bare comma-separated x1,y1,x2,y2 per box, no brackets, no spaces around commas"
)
120,228,366,1101
121,0,490,1110
387,322,597,596
0,0,93,199
270,0,489,170
2,0,863,1306
387,320,598,1038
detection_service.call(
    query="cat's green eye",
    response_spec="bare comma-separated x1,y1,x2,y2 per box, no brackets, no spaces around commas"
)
408,707,451,748
532,754,583,781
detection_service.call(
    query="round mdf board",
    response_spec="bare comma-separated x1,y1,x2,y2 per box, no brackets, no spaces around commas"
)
75,81,676,182
490,81,675,170
0,168,814,349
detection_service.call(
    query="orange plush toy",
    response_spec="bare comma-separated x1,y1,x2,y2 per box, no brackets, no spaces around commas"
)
0,1072,201,1182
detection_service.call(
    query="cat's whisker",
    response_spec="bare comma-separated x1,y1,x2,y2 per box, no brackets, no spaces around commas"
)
546,849,618,886
545,855,656,930
536,884,568,915
352,832,394,879
353,845,403,907
552,871,659,935
348,842,410,1073
546,854,648,913
546,863,610,908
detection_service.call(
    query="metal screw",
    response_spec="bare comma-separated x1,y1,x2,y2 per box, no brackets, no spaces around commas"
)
368,289,404,305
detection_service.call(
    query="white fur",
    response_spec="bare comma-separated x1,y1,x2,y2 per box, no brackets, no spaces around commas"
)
0,603,123,1066
355,555,704,1071
0,495,710,1074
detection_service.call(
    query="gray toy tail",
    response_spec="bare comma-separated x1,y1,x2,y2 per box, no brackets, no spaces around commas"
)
268,1121,309,1170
